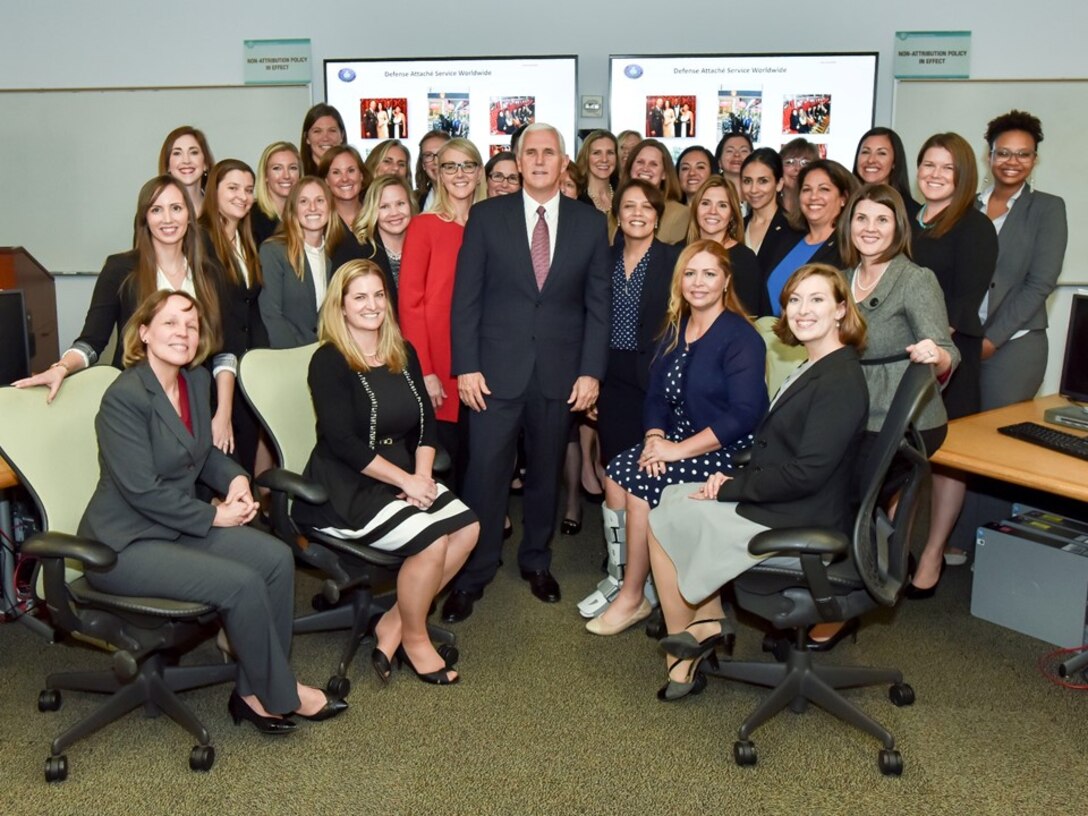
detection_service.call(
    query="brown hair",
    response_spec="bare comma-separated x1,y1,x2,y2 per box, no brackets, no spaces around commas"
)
790,159,859,233
773,263,866,350
129,175,220,353
157,126,214,193
915,133,978,239
267,176,343,281
318,145,372,202
838,183,913,268
624,139,682,202
612,178,665,224
300,104,347,175
122,290,213,368
199,159,262,288
686,175,745,245
660,239,751,354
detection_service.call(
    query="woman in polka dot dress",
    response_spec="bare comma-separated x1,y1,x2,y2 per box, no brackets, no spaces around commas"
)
587,240,768,635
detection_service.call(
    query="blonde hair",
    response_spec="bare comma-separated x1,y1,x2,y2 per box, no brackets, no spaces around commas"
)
318,260,407,373
254,141,299,219
686,175,745,246
268,176,343,282
660,239,751,354
353,175,418,250
431,138,486,221
122,290,212,368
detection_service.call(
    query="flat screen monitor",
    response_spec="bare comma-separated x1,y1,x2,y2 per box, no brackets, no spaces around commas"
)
608,52,878,167
324,55,578,165
0,289,30,383
1060,294,1088,403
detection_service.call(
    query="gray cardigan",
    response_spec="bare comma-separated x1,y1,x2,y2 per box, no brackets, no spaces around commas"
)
848,254,960,433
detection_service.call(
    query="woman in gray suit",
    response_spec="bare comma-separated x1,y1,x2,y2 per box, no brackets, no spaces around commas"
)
977,110,1068,410
259,176,342,348
79,290,347,732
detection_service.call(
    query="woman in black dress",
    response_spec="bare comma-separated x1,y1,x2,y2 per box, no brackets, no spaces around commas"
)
198,159,270,473
908,133,998,596
293,260,478,685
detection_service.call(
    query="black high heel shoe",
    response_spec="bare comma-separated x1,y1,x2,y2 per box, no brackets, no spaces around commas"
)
294,692,349,722
396,646,460,685
806,618,860,652
659,618,733,661
904,559,945,600
657,652,716,702
372,646,395,684
228,691,297,735
560,517,582,536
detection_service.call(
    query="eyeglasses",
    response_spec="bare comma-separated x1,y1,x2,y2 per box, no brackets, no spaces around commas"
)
440,161,480,175
992,148,1036,163
783,158,811,168
488,172,520,185
421,151,440,164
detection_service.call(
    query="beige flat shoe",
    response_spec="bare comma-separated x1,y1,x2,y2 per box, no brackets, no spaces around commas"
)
585,598,652,636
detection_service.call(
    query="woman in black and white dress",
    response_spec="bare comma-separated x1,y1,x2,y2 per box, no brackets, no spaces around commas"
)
293,260,478,685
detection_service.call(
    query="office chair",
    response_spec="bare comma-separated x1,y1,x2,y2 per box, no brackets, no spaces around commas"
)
238,345,455,698
701,363,934,776
0,370,234,782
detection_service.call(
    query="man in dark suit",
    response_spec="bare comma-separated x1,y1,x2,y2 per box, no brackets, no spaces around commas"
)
443,123,610,621
648,98,664,137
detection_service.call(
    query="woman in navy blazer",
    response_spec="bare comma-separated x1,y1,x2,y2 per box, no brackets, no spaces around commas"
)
259,176,342,349
587,240,768,636
647,263,869,700
79,291,346,732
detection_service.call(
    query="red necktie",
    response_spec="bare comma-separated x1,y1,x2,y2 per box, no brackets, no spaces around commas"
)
531,205,550,290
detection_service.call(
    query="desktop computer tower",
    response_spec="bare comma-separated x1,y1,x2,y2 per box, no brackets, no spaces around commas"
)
972,515,1088,647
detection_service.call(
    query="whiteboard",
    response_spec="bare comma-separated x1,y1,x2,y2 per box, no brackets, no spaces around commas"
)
893,79,1086,285
0,84,312,273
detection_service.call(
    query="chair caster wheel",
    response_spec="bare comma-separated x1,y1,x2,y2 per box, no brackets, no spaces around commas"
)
733,740,757,767
437,643,459,667
889,682,915,707
327,675,351,698
878,748,903,776
189,745,215,772
45,754,68,783
38,689,62,712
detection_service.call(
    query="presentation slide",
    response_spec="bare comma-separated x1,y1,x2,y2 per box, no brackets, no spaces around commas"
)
324,56,578,164
609,53,878,166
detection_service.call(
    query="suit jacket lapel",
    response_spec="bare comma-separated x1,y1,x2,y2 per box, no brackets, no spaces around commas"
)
137,364,198,461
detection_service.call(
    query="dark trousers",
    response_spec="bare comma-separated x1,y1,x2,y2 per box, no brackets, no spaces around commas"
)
85,527,299,714
454,375,573,593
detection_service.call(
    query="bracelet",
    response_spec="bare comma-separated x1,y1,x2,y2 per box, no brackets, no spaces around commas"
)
49,361,69,373
644,432,665,441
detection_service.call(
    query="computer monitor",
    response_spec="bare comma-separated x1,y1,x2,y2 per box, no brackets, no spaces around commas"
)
0,289,31,383
1059,294,1088,405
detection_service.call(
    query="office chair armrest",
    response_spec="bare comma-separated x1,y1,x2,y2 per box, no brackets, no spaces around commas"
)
748,528,848,558
21,531,117,570
256,468,329,504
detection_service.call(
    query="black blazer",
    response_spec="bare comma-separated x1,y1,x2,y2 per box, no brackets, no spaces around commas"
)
328,227,399,313
718,345,868,534
750,208,804,278
73,251,142,368
78,364,245,551
451,192,611,400
610,235,680,390
200,229,269,359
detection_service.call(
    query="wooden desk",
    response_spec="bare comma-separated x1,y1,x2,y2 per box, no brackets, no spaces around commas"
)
0,456,17,490
931,394,1088,503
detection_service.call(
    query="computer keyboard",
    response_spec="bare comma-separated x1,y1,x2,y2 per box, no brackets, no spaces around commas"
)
997,421,1088,462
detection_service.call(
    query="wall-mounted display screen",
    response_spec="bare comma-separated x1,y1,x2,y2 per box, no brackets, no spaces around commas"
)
609,53,878,166
324,55,578,163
